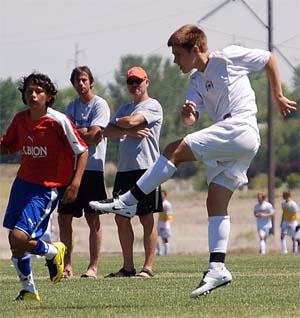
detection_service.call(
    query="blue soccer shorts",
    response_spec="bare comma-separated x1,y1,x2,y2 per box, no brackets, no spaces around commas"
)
3,177,60,239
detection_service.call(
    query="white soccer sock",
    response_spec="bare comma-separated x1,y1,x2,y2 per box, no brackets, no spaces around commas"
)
260,240,266,254
119,191,138,205
156,242,161,256
281,238,288,254
44,243,58,260
209,262,225,270
163,242,170,256
120,155,177,205
208,215,230,254
293,240,298,253
12,256,37,293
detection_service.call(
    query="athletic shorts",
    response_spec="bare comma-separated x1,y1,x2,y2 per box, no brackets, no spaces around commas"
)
157,221,172,238
281,221,298,237
295,225,300,240
113,170,162,216
3,177,60,239
257,225,272,238
57,170,107,218
184,117,260,191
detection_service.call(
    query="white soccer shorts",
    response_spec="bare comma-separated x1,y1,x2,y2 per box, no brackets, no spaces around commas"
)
184,117,260,191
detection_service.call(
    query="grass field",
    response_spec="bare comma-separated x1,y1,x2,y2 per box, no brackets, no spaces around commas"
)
0,254,299,318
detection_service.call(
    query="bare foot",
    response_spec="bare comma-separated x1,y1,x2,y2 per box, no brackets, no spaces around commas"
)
63,268,73,279
81,267,97,279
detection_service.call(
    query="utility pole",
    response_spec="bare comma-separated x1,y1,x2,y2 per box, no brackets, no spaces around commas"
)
267,0,276,233
74,43,82,67
67,43,85,70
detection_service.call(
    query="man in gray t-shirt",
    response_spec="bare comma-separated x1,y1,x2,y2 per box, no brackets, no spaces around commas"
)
57,66,110,279
102,66,163,278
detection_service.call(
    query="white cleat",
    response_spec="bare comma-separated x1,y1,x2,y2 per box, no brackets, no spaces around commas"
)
190,268,232,298
89,198,137,218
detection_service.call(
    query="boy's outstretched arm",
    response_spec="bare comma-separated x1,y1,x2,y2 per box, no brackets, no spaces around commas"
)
265,52,297,116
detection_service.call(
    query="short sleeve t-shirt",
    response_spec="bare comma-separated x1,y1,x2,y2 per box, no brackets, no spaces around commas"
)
1,108,87,187
111,98,163,172
186,45,270,126
65,95,110,171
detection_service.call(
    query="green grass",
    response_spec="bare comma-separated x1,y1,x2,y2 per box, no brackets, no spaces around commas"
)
0,254,299,318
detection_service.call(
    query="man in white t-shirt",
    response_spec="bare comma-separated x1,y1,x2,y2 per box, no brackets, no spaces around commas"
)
253,193,274,255
90,25,297,296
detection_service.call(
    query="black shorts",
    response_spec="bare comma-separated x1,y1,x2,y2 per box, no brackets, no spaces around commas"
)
113,170,162,216
57,170,107,218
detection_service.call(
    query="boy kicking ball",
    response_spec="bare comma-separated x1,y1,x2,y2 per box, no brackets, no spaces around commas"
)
90,24,297,297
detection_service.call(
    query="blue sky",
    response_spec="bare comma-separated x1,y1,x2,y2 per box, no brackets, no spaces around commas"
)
0,0,299,88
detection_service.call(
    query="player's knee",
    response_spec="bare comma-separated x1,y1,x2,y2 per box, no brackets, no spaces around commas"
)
9,237,27,257
115,214,130,227
163,140,184,164
163,142,177,159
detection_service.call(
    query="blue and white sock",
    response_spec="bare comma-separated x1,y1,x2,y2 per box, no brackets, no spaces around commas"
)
12,255,37,293
30,239,57,260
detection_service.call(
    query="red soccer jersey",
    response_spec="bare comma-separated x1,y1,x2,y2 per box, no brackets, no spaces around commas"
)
1,108,87,187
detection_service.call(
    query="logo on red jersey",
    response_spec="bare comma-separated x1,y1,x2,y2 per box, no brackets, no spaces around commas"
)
22,146,47,158
27,136,34,143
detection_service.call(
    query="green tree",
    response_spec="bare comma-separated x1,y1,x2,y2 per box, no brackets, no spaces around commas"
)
291,65,300,100
55,87,77,112
0,78,24,134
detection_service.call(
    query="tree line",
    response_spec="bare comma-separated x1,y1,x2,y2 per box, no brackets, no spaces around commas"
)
0,54,299,186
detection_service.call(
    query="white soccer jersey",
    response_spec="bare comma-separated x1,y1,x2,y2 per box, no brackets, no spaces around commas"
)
184,45,270,190
186,45,270,125
254,201,274,230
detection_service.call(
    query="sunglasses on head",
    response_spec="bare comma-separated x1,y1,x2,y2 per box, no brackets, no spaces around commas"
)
126,77,144,85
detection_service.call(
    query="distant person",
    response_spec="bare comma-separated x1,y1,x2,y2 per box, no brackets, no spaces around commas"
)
253,193,274,254
156,190,174,256
294,225,300,253
1,72,88,301
90,24,297,297
280,191,299,254
92,66,163,278
57,66,110,279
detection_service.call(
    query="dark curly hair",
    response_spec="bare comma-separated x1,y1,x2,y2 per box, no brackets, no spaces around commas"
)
18,72,58,107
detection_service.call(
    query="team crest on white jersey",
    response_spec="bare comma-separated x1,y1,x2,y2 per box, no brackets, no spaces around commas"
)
205,80,214,92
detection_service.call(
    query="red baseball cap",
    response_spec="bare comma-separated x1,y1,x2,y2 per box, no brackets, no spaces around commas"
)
127,66,148,80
